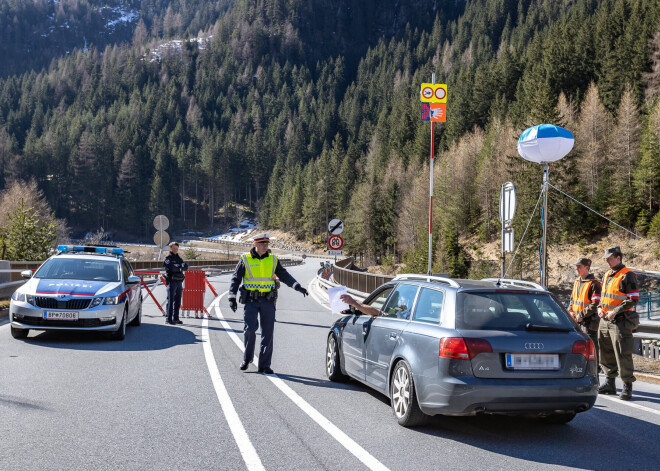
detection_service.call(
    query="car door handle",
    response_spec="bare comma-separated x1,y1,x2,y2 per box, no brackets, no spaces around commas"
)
389,332,398,340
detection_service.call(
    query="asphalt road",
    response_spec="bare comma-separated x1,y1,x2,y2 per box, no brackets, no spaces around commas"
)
2,262,660,470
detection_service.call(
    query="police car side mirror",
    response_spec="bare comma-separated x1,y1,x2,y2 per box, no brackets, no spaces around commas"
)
21,270,33,279
127,275,141,285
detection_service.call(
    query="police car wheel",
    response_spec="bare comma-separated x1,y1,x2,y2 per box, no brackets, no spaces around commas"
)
129,300,142,327
11,326,28,339
326,333,347,382
109,309,127,341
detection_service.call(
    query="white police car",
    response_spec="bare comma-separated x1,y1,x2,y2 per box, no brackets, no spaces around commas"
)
9,245,142,340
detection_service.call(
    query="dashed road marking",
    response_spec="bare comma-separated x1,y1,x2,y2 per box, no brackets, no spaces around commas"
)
209,292,391,471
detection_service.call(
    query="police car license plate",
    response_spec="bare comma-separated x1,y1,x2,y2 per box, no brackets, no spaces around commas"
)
505,353,559,370
43,311,79,321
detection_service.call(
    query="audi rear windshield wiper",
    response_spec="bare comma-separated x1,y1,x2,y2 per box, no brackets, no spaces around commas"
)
525,323,571,332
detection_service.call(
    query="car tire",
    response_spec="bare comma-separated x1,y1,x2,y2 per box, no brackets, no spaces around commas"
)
326,333,348,382
108,309,126,341
129,299,142,326
390,360,426,427
538,412,576,424
11,326,28,339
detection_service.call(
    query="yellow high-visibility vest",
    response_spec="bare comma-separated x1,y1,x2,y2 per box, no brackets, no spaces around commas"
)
242,253,278,292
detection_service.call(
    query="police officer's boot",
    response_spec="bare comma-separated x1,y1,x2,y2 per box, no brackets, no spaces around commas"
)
598,377,617,395
619,382,633,401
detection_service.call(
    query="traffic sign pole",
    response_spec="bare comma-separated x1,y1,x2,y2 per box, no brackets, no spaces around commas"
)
428,72,435,276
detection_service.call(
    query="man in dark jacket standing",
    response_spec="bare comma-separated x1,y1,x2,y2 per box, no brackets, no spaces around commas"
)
597,246,639,400
228,232,308,374
164,241,188,325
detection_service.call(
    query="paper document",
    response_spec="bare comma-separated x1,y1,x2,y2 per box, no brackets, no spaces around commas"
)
327,285,349,313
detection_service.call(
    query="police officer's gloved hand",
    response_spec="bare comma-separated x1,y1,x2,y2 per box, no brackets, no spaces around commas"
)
295,285,308,297
229,299,238,312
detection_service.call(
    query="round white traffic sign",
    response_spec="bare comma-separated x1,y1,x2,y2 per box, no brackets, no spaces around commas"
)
328,218,344,235
422,86,434,99
153,215,169,231
328,235,344,250
435,87,446,100
154,230,170,248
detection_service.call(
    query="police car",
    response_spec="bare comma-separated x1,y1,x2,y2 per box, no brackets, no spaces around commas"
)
9,245,142,340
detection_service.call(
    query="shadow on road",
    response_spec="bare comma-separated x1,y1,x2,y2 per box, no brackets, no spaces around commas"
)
275,320,331,329
24,322,200,351
275,373,362,391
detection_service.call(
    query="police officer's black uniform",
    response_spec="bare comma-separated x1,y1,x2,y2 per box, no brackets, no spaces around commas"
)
164,250,188,324
228,235,308,374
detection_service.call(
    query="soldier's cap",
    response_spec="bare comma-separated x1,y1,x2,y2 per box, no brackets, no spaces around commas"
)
251,232,271,243
575,257,591,267
603,246,622,259
169,241,179,248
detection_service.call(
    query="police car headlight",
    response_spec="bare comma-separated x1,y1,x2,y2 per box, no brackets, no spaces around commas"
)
25,294,35,305
103,296,119,305
90,297,103,308
11,291,25,302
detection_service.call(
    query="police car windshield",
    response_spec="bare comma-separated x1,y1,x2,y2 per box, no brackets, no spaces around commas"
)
456,291,573,331
34,258,121,282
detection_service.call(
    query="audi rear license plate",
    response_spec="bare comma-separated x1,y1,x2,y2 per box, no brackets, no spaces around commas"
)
505,353,559,370
43,311,79,321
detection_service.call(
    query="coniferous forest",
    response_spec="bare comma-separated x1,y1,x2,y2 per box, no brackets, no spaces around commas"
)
2,0,660,275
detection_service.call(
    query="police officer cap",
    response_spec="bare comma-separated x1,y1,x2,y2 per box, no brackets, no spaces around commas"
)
603,246,622,259
252,232,271,242
575,257,591,267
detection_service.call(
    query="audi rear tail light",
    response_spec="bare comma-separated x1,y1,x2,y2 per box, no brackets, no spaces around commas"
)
572,340,596,361
440,337,493,359
465,338,493,357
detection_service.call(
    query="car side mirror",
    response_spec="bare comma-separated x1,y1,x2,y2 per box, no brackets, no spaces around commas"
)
21,270,33,279
127,275,141,285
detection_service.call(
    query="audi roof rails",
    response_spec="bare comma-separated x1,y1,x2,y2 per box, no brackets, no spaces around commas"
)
481,278,546,291
393,274,461,288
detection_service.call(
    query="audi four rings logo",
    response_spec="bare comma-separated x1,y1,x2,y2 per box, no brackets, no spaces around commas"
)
524,343,544,350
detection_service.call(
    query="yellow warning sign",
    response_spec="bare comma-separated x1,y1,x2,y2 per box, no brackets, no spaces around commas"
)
420,83,447,103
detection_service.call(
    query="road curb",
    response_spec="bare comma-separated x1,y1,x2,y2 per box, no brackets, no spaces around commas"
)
635,372,660,385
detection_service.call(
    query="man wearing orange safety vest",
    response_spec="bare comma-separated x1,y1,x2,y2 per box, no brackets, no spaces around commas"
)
597,246,640,401
568,257,601,364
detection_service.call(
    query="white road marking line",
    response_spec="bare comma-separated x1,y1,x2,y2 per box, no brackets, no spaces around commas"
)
307,277,331,312
209,293,390,471
598,394,660,417
201,311,265,471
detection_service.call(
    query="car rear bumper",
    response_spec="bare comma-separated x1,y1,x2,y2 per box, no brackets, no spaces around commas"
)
418,375,599,416
9,303,123,331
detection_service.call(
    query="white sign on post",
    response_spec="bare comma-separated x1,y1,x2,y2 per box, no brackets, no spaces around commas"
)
503,227,514,253
499,182,516,226
154,215,169,231
328,219,344,235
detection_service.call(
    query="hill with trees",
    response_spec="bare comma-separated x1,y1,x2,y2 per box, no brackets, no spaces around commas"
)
1,0,660,279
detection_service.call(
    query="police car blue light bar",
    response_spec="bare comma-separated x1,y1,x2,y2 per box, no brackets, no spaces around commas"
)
57,245,123,255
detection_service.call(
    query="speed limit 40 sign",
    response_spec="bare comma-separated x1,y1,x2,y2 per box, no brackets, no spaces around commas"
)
328,235,344,250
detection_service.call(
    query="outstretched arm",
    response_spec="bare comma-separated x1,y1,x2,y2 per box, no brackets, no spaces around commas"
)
340,294,379,317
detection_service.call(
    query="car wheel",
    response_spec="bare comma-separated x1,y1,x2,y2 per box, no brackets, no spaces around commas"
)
326,333,347,382
109,309,126,341
129,299,142,326
390,360,426,427
538,412,576,424
11,326,28,339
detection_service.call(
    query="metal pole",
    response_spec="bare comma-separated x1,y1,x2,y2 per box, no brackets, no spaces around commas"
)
501,228,505,278
541,163,549,287
427,73,435,275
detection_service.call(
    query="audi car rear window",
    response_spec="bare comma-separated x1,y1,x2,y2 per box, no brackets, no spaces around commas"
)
35,258,121,282
456,291,573,331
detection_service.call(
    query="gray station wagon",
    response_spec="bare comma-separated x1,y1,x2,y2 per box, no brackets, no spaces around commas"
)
326,276,598,427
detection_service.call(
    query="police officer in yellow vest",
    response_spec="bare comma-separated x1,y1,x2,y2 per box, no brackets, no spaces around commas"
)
597,246,640,400
228,232,308,374
568,257,601,364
